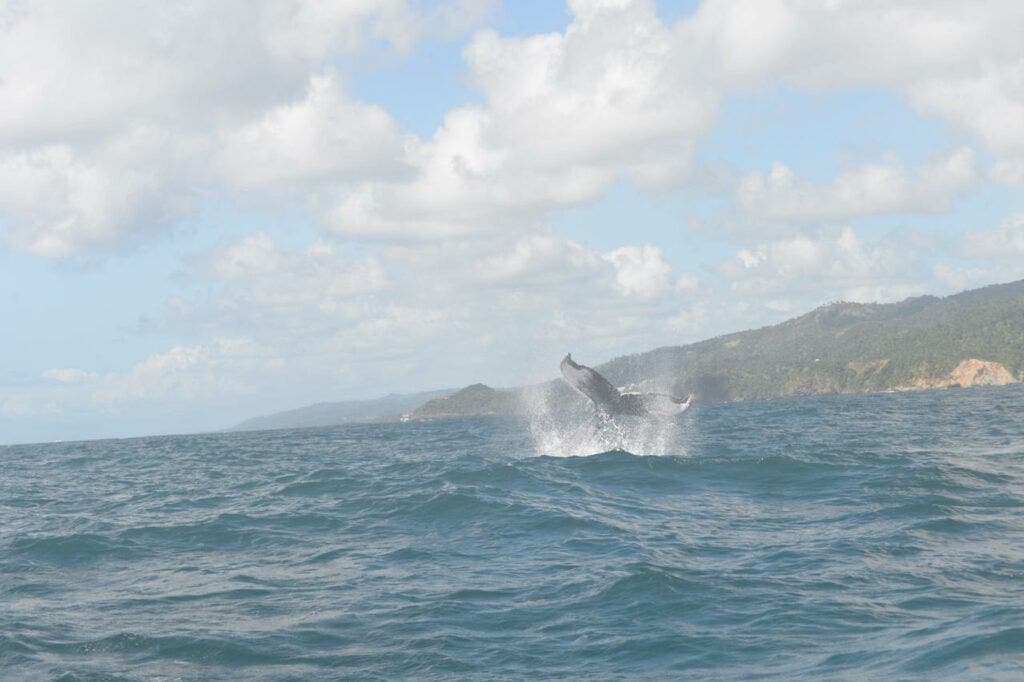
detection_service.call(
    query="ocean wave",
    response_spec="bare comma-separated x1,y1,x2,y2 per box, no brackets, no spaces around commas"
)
2,387,1023,678
8,533,149,566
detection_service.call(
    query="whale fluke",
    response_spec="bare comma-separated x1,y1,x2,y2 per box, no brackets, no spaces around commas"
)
560,353,692,417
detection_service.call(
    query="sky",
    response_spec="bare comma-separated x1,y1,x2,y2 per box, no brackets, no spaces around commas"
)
2,0,1024,444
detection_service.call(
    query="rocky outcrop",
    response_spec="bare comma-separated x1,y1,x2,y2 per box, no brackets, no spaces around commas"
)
947,358,1017,387
898,358,1018,391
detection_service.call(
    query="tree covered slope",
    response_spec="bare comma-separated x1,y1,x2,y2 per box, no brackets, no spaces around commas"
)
598,279,1024,402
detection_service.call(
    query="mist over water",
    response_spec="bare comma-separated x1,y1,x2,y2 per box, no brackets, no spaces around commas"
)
3,385,1024,679
520,383,689,456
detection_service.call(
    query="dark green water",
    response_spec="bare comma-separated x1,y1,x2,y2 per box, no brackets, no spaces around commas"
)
2,386,1023,679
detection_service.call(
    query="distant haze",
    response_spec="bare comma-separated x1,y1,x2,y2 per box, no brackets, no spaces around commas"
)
3,1,1024,443
233,390,454,432
238,279,1024,430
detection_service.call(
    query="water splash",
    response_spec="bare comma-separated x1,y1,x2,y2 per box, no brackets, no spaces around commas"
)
519,384,690,457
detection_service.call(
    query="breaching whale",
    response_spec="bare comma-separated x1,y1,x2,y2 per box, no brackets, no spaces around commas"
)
560,353,692,417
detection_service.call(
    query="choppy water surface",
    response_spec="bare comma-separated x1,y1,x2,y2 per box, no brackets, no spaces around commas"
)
3,386,1024,679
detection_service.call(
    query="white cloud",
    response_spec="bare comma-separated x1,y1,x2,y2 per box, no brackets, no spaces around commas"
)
682,0,1024,194
0,0,419,143
468,234,606,286
938,211,1024,321
962,213,1024,260
4,339,269,420
204,232,389,314
6,0,1024,441
0,229,701,423
736,148,977,223
90,339,262,406
719,227,925,302
0,395,36,418
604,245,673,299
0,0,470,257
4,0,1023,256
322,0,1023,241
167,230,705,390
0,128,205,257
326,0,719,239
42,368,98,384
429,0,499,35
907,60,1024,155
932,259,1024,294
216,74,412,189
203,230,689,323
990,158,1024,186
686,0,1023,143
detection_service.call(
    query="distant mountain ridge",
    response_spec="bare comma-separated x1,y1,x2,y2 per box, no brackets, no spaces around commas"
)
232,389,454,432
406,278,1024,420
234,279,1024,428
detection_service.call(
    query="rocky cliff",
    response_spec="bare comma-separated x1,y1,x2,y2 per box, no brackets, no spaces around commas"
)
898,358,1018,391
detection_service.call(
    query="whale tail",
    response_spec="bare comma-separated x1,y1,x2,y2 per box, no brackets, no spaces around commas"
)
621,392,693,416
560,353,693,417
560,353,622,415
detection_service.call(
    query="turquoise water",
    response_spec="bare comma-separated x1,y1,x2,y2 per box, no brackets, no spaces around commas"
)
2,386,1024,679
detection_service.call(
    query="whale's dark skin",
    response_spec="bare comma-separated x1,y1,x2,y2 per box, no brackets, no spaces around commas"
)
560,354,692,417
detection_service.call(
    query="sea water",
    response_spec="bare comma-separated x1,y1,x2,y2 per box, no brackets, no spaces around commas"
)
2,385,1023,679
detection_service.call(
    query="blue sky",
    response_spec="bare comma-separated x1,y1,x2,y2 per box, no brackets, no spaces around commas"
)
2,0,1024,444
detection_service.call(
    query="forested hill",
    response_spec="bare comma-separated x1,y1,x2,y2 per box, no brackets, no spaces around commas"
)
407,278,1024,419
237,279,1024,428
410,384,521,420
598,278,1024,403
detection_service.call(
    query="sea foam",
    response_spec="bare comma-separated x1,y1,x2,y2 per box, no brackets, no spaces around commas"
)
518,383,691,457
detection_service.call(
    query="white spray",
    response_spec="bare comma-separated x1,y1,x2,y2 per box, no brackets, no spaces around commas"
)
518,383,692,457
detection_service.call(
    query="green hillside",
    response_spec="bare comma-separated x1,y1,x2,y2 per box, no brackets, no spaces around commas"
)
406,279,1024,419
411,384,521,419
599,279,1024,402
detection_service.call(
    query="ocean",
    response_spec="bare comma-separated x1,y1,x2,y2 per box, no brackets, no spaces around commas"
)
2,385,1023,679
